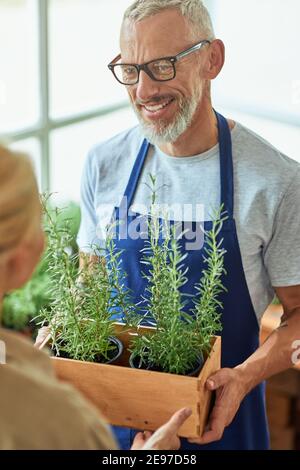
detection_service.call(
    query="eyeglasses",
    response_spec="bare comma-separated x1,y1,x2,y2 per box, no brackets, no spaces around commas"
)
108,40,211,86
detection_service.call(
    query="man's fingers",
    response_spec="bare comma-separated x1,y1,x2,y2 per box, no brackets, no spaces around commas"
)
188,412,225,444
206,368,231,390
188,428,223,445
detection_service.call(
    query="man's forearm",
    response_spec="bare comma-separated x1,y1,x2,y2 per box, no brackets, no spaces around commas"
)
236,307,300,394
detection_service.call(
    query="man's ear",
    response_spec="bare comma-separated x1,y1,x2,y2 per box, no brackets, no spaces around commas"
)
203,39,225,80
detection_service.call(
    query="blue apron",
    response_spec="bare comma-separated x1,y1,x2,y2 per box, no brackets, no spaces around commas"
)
111,112,269,450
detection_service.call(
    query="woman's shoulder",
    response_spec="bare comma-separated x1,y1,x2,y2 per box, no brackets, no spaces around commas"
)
0,328,116,449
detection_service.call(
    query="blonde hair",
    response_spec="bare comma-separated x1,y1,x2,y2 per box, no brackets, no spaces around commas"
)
123,0,215,41
0,145,40,260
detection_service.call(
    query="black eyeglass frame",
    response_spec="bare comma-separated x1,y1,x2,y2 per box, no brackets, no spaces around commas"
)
108,39,211,85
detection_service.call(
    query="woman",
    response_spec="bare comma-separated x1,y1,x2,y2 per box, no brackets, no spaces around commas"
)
0,145,190,450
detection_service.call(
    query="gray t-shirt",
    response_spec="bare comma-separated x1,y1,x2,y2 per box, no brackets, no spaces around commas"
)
77,122,300,323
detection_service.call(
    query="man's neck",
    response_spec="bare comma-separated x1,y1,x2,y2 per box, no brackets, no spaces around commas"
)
158,107,234,158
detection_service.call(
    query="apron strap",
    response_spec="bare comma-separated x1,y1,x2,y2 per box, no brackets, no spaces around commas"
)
123,139,150,208
215,111,234,218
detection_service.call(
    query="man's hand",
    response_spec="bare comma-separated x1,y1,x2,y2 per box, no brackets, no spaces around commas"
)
131,408,192,450
188,368,248,445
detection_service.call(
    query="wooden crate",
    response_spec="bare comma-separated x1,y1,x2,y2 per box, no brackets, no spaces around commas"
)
266,389,292,428
269,427,295,450
50,324,221,439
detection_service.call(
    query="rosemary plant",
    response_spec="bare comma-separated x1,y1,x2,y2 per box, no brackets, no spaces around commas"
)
37,197,133,363
129,178,227,376
192,207,227,355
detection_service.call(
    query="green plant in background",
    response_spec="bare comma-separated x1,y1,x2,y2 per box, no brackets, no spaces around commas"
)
2,263,52,333
129,177,227,376
38,198,134,363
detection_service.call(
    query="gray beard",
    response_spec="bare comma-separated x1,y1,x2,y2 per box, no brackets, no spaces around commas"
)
133,92,200,145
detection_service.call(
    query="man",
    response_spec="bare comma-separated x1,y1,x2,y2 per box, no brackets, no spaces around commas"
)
37,0,300,450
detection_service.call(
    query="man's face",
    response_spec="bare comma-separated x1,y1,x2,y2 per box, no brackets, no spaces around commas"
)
120,10,208,145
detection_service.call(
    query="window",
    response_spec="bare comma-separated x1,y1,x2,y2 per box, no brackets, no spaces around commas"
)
209,0,300,161
50,107,137,202
49,0,129,119
0,0,39,133
0,0,135,198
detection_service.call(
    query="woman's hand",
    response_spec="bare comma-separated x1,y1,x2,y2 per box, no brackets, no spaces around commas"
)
34,326,51,349
131,408,192,450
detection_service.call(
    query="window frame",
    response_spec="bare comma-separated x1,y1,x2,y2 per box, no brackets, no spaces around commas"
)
1,0,129,192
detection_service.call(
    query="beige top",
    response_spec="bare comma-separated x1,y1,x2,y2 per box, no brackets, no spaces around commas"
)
0,328,117,450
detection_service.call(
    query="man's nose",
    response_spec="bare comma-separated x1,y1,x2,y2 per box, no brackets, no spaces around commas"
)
135,69,160,102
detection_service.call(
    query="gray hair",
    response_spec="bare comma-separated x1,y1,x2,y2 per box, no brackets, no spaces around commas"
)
123,0,215,41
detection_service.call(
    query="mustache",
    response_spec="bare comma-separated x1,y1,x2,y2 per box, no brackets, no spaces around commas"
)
135,95,175,106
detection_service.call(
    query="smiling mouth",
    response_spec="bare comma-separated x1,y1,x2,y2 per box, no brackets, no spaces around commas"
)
142,98,175,113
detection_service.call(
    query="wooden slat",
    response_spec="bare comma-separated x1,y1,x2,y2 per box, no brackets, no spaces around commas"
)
196,336,221,436
260,304,283,343
54,357,200,438
269,427,295,450
267,369,300,397
266,389,292,428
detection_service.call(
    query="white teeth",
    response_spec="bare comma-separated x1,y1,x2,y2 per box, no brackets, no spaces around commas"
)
144,99,173,112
